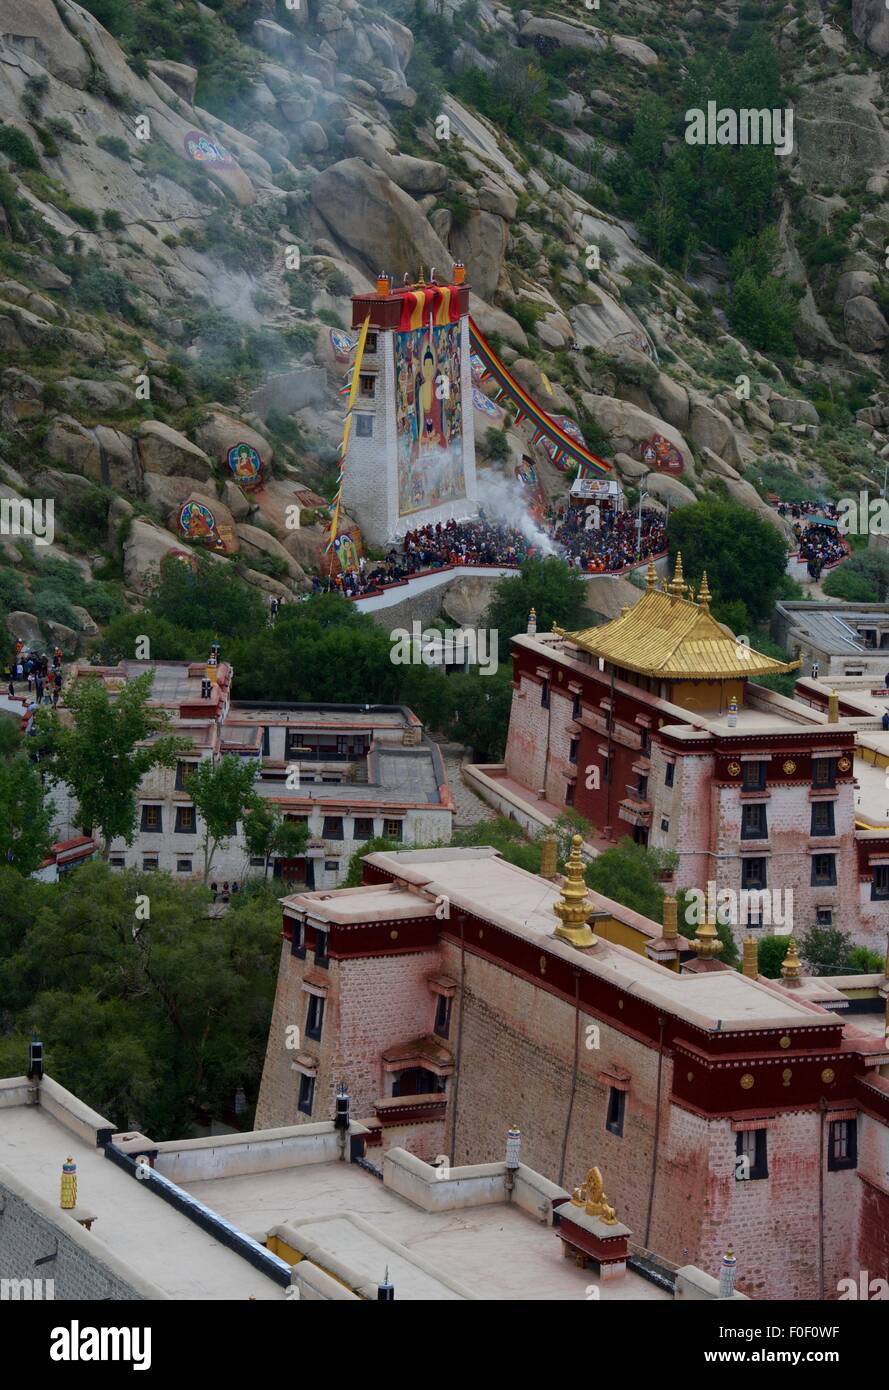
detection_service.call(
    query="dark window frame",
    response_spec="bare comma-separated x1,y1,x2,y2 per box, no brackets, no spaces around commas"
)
605,1086,626,1137
736,1128,768,1181
811,853,837,888
665,761,675,788
871,866,889,901
827,1118,858,1172
741,802,768,841
140,804,163,833
810,801,835,837
741,762,767,792
174,805,196,834
741,857,767,891
305,992,325,1041
297,1072,315,1116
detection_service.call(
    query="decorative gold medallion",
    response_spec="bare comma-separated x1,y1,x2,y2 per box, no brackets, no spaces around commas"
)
782,760,796,775
782,1068,792,1087
740,1073,754,1090
821,1067,835,1084
779,1035,791,1049
727,761,741,777
618,999,624,1009
539,955,546,974
390,930,398,940
837,757,851,772
687,1071,694,1083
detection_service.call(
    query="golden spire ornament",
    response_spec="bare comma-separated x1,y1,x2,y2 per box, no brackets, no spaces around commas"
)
553,834,596,948
60,1156,77,1210
698,570,711,612
689,904,724,960
781,934,803,982
646,556,657,591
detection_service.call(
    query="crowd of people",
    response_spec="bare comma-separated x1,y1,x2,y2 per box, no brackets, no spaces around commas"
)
553,504,667,573
4,643,64,708
777,503,846,580
318,505,669,598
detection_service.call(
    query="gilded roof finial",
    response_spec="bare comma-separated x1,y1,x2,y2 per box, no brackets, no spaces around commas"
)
418,266,426,286
781,934,803,982
742,935,758,979
662,894,679,942
539,830,557,880
646,556,657,591
670,551,687,599
699,570,711,612
571,1166,618,1224
553,834,596,948
689,903,724,960
828,689,839,724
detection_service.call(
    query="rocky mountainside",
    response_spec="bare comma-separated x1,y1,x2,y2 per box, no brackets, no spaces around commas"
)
1,0,888,647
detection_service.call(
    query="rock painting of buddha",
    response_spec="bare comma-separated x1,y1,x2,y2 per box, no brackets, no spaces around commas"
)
227,442,263,489
395,322,466,517
179,500,217,544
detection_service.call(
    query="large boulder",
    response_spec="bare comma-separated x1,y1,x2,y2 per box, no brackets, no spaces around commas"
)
147,59,198,102
845,296,889,353
580,394,695,474
143,474,215,512
123,521,195,594
0,0,91,84
518,15,607,52
44,417,101,480
342,125,448,194
650,373,690,432
93,426,142,495
570,287,651,356
768,396,820,426
6,611,42,646
610,34,658,66
469,294,528,350
687,399,743,467
235,523,307,584
797,74,889,191
194,412,272,472
136,421,214,481
449,210,509,300
311,159,452,280
644,473,697,508
852,0,889,55
834,270,878,310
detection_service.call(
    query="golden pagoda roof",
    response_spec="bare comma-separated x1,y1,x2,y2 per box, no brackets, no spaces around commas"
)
554,556,800,682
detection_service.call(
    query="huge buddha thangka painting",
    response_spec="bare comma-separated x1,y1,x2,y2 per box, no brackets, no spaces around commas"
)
394,320,466,517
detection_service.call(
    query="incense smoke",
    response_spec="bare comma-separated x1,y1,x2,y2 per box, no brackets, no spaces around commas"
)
475,470,560,557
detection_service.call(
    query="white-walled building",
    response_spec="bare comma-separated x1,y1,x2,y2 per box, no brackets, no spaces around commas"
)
49,660,454,889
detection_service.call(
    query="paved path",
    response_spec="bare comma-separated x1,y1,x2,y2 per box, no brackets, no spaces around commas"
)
440,744,496,829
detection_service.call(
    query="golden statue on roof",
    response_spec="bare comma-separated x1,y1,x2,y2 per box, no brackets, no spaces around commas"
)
571,1165,618,1224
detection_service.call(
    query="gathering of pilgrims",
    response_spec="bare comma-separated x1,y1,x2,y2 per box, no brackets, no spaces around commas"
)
4,642,65,706
774,502,846,578
554,504,667,571
321,505,669,597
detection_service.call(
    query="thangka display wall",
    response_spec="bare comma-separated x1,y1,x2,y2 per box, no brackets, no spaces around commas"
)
394,321,467,517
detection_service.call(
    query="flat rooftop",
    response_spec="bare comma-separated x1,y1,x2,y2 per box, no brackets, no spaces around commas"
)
0,1105,284,1300
323,848,838,1034
778,602,889,655
254,745,447,807
180,1159,664,1302
227,704,415,729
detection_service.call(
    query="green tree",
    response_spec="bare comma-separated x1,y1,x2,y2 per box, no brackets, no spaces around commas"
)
186,755,259,884
585,838,676,921
667,500,788,624
35,673,187,856
243,801,309,879
0,729,54,874
757,934,790,979
0,863,281,1134
147,553,267,641
446,666,514,760
486,556,589,660
799,926,853,976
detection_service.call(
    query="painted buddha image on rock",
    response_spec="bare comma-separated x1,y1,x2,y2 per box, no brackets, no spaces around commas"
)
394,321,466,517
